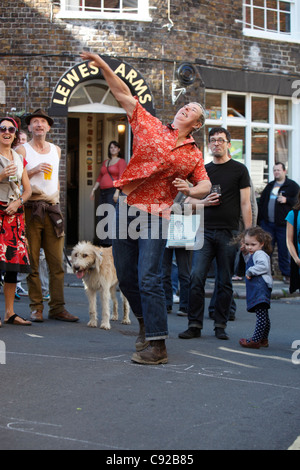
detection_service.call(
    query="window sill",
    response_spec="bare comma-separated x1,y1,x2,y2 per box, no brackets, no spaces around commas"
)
243,28,300,44
56,11,152,21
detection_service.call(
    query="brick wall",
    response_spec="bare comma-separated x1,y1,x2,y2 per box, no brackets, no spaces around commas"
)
2,1,299,114
0,0,299,223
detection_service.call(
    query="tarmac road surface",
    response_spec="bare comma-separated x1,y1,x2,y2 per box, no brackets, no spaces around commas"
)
0,283,300,451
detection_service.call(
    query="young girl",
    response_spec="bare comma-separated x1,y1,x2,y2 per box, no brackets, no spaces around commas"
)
239,226,273,349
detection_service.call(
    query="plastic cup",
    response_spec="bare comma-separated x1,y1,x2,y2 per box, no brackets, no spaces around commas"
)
8,164,17,182
211,184,221,195
211,184,222,204
44,165,53,180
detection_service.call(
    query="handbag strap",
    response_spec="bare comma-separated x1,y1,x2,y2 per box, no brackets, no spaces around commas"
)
106,159,115,182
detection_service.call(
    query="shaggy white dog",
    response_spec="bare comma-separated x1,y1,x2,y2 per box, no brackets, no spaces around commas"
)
71,241,130,330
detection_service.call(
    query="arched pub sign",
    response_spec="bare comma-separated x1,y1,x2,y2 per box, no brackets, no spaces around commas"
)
48,57,155,117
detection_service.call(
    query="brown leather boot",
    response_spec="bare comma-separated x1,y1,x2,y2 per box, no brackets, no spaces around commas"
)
135,317,150,351
131,339,168,365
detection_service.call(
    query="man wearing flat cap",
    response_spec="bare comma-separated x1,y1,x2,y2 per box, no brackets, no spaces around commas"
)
17,109,78,323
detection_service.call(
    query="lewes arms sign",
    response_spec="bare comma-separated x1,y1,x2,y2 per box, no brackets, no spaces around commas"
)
49,57,155,116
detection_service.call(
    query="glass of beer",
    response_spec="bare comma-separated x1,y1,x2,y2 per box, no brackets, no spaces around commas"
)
8,163,17,182
211,184,222,203
44,165,53,180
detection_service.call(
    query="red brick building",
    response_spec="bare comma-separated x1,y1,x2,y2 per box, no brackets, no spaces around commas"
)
0,0,299,244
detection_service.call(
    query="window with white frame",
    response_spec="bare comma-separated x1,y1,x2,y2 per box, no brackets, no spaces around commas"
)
204,91,293,193
0,81,5,104
57,0,152,20
242,0,300,43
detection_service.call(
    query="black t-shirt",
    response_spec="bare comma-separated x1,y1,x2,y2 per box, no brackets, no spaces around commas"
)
204,159,250,231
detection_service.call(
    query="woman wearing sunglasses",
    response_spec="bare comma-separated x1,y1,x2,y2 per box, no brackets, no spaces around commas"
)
0,116,32,326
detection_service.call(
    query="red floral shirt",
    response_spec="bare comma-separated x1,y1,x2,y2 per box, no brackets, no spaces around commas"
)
114,98,209,216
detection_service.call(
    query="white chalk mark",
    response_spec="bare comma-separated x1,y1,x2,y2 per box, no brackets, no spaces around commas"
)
189,349,258,369
26,334,44,338
0,416,126,450
219,346,292,363
7,351,126,362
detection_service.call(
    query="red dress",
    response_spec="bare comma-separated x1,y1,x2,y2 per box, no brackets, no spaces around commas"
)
0,152,30,273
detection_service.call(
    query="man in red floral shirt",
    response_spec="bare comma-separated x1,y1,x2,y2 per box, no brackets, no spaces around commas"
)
80,51,211,365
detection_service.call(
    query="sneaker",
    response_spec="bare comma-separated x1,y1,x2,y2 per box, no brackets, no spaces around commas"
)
43,293,50,301
177,307,188,317
16,283,28,296
173,294,180,304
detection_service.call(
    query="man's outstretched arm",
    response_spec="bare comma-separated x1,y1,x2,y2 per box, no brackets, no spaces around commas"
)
80,51,136,118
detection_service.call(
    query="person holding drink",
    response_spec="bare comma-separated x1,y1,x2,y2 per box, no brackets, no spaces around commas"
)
17,109,78,323
258,162,299,283
0,116,32,326
179,127,252,340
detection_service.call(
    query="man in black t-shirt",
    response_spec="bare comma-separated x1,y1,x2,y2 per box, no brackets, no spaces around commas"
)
179,127,252,340
258,162,299,282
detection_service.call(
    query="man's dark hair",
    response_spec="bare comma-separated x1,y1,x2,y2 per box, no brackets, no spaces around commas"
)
208,127,231,142
274,161,286,171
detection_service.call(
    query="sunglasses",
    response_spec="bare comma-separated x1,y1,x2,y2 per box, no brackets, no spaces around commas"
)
0,125,17,134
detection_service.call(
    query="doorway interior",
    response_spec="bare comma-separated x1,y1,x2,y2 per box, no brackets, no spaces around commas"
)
66,117,79,246
65,80,129,244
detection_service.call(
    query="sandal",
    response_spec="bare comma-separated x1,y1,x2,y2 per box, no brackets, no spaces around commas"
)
5,314,32,326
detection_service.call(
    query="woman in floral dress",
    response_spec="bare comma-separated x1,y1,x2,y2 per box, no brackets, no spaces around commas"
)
0,116,32,326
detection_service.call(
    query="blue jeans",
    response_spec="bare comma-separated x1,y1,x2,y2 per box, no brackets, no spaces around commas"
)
260,220,290,276
112,200,169,340
162,248,192,309
188,229,237,329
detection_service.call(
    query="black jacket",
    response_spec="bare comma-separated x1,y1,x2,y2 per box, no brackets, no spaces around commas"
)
258,177,299,227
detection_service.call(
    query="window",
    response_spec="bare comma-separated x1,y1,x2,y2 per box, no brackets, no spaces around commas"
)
242,0,300,43
204,91,294,192
68,80,127,113
57,0,152,20
0,80,5,104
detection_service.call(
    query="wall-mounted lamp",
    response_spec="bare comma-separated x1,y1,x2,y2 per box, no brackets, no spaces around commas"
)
176,63,196,87
117,124,126,134
172,63,197,105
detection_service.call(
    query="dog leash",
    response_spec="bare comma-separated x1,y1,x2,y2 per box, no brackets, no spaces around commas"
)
63,247,72,268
